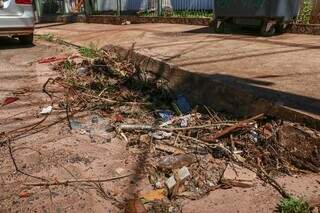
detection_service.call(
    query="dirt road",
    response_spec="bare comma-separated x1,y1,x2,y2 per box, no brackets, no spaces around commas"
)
0,37,130,212
0,37,319,213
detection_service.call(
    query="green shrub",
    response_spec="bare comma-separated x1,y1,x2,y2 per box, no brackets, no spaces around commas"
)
297,0,313,24
278,197,310,213
37,33,54,42
78,43,101,59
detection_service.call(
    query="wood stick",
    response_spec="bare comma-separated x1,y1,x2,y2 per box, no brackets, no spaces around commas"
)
81,92,151,106
177,134,234,156
202,114,264,142
25,173,133,187
119,122,235,132
204,105,216,122
8,142,47,181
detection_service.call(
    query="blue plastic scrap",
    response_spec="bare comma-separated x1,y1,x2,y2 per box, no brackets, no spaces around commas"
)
158,110,174,122
175,95,191,114
70,120,82,130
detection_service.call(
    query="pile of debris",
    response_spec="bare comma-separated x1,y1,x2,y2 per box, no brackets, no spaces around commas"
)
57,48,319,209
2,47,319,212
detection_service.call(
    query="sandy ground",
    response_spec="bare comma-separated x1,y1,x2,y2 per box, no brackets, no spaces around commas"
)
0,37,319,213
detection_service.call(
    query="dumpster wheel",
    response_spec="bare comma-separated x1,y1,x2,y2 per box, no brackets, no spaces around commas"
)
261,21,276,37
213,20,225,33
275,23,288,34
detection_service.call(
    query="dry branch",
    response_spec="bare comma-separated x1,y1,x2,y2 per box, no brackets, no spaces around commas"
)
25,173,133,187
119,122,235,132
202,114,264,142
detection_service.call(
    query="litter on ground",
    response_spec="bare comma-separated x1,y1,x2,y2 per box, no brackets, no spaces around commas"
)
1,45,319,212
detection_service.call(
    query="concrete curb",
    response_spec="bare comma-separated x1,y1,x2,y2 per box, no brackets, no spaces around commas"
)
103,45,320,130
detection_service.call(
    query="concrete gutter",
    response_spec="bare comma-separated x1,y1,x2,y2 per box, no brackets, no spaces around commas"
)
105,45,320,130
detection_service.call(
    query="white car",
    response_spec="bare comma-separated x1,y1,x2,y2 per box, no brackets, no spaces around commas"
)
0,0,34,44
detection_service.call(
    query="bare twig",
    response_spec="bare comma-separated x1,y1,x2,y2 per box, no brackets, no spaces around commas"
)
176,134,234,157
24,173,133,187
12,146,41,155
119,122,235,132
1,107,86,146
256,167,290,198
0,78,58,143
81,92,151,106
202,114,264,142
7,141,47,181
230,134,235,153
120,131,129,143
228,153,290,198
203,105,216,122
65,89,72,130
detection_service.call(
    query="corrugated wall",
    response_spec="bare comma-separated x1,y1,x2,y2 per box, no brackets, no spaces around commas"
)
96,0,117,11
96,0,148,11
96,0,213,11
163,0,213,10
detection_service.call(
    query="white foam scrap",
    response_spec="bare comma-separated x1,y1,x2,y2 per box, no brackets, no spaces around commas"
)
149,131,172,140
165,175,176,190
40,106,52,114
177,166,190,181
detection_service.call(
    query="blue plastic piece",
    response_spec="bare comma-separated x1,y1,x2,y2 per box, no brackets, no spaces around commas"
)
158,110,174,122
175,95,191,114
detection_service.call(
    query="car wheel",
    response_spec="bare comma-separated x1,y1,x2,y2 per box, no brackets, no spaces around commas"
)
19,34,34,44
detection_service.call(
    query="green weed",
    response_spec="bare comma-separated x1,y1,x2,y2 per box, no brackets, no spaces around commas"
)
139,10,213,18
297,0,313,24
62,59,75,71
277,197,310,213
171,10,213,18
78,43,101,59
37,33,55,42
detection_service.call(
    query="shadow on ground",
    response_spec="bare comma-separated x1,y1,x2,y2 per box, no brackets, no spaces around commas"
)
184,26,320,49
35,22,70,29
0,36,35,50
116,45,320,121
171,71,320,116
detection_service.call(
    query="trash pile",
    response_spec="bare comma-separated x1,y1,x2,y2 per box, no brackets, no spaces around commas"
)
4,47,319,212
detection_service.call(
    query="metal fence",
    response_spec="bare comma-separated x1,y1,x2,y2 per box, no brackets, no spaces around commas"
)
92,0,214,17
94,0,213,11
36,0,320,24
35,0,214,17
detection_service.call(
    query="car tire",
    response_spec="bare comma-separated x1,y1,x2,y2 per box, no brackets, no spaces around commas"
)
19,34,34,45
